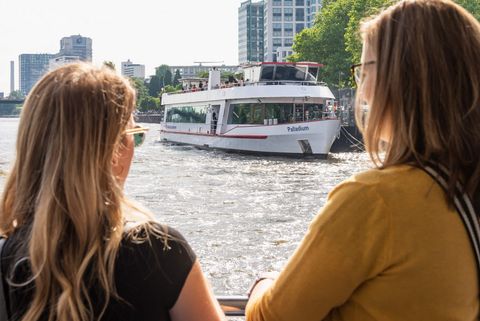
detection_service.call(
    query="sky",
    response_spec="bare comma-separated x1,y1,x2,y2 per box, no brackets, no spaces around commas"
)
0,0,242,95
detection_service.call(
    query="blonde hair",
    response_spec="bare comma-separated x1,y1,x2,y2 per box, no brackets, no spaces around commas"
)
356,0,480,204
0,63,137,321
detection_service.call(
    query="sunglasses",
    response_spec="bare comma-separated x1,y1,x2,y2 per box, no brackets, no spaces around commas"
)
124,125,149,147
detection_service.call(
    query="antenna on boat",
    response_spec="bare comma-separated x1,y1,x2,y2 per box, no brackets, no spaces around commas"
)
193,61,224,66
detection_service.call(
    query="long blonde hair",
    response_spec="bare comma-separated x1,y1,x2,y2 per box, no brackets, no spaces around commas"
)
356,0,480,204
0,63,136,321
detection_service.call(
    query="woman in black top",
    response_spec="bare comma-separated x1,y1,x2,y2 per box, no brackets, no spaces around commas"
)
0,63,225,321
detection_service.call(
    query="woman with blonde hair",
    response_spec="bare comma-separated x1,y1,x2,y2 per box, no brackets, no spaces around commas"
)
0,63,225,321
246,0,480,320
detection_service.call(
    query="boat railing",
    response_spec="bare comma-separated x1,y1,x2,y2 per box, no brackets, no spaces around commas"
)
164,80,326,96
217,295,248,316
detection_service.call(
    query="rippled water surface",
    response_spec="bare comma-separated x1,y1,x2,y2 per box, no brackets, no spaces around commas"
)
0,118,370,295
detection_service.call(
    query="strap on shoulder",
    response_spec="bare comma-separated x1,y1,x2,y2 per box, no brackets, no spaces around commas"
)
0,237,8,321
422,164,480,277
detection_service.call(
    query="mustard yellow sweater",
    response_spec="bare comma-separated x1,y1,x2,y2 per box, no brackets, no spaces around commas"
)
246,165,478,321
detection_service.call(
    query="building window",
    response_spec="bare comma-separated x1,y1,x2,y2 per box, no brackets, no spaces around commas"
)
296,0,304,5
296,23,305,33
284,0,293,5
273,0,282,5
296,8,305,21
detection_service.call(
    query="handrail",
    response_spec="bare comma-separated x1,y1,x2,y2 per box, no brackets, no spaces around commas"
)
217,295,248,316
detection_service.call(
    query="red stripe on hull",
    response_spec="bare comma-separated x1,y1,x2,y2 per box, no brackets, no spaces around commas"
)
160,130,268,140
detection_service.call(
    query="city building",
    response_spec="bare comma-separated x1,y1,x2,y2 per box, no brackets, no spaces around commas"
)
238,0,265,64
169,65,238,79
307,0,323,27
19,54,55,95
49,56,81,71
10,61,15,93
121,60,146,79
58,35,92,61
0,93,4,99
240,0,323,63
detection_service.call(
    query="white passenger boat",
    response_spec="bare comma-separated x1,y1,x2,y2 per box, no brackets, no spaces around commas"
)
159,62,341,157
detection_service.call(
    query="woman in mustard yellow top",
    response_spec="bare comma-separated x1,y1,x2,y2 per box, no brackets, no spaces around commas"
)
246,1,480,320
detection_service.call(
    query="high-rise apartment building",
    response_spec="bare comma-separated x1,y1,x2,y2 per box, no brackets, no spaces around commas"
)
58,35,93,61
238,0,265,64
240,0,323,63
121,60,146,79
19,54,55,95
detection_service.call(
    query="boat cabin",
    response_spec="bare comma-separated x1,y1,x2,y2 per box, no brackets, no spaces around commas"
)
242,62,321,85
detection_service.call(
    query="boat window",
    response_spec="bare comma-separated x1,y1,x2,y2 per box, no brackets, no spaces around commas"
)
229,103,295,125
306,67,319,81
260,66,275,81
304,103,325,120
166,105,208,123
274,66,307,81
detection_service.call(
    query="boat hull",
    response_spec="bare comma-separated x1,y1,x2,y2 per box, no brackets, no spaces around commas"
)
159,119,340,157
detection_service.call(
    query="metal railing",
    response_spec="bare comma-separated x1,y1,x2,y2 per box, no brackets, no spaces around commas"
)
217,296,248,316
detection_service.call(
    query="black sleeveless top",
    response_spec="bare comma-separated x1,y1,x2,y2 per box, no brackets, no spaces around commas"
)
0,223,196,321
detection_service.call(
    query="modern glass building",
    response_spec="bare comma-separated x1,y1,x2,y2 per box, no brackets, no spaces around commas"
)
238,0,265,64
19,54,55,95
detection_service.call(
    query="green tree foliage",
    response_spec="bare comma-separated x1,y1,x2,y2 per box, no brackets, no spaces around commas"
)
456,0,480,21
162,84,182,94
148,75,162,97
197,71,209,78
173,69,181,86
138,96,161,112
156,65,173,88
103,61,116,70
345,0,394,64
130,77,149,109
8,90,24,100
291,0,354,88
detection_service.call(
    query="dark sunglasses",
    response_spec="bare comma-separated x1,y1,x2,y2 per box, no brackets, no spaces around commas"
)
124,125,149,147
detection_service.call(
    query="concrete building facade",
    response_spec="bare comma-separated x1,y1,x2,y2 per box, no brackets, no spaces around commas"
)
19,54,55,95
121,60,146,79
59,35,93,61
238,0,265,64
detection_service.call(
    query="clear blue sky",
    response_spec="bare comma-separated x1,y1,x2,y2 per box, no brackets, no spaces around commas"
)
0,0,243,95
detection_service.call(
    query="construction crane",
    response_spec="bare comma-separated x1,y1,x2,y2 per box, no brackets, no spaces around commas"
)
193,61,224,66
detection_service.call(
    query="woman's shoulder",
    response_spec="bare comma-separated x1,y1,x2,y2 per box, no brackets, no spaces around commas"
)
331,164,431,197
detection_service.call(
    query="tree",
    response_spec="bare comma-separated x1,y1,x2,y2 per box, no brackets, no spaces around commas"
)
291,0,354,88
103,61,116,70
148,75,162,97
130,78,149,109
345,0,394,64
456,0,480,21
138,96,161,112
173,69,182,86
155,65,173,88
197,71,209,78
8,90,24,100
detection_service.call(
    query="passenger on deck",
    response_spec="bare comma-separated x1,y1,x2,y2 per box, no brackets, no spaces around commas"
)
246,1,480,320
0,63,225,321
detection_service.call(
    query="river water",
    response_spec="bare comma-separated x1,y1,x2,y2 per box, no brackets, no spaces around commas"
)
0,118,370,296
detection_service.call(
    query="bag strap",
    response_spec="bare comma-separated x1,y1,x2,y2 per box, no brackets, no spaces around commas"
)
0,237,8,321
422,164,480,273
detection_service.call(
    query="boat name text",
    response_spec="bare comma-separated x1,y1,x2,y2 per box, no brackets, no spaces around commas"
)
287,126,310,132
